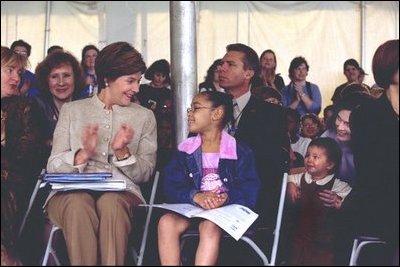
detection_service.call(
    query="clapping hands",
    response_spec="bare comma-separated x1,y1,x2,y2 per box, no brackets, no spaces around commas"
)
111,123,134,151
81,124,99,157
74,124,98,165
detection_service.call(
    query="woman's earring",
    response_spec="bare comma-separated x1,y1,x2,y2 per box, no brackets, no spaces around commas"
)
105,82,109,87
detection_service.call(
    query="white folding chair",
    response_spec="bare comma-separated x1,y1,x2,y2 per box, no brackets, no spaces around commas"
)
130,170,160,266
40,171,160,266
180,172,288,266
349,235,386,266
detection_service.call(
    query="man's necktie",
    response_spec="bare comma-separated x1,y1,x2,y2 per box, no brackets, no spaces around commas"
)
233,100,240,121
229,100,241,136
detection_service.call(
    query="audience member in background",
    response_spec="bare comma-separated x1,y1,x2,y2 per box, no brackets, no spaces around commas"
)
158,91,260,265
251,85,282,105
1,46,48,265
300,113,322,140
340,82,371,101
34,51,85,145
139,60,175,206
321,101,359,186
10,39,39,97
80,44,99,98
286,108,311,167
253,49,285,92
199,59,224,93
47,45,64,55
345,39,399,265
287,137,352,266
218,43,289,227
137,59,172,114
331,58,371,105
45,41,157,265
320,94,372,265
281,56,322,116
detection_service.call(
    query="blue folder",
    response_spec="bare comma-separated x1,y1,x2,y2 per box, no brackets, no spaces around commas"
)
44,172,112,183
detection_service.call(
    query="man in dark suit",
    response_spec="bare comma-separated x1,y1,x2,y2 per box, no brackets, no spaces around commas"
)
219,43,289,227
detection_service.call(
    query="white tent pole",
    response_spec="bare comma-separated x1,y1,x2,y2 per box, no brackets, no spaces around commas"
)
43,1,52,57
170,1,197,145
141,3,148,63
360,1,366,69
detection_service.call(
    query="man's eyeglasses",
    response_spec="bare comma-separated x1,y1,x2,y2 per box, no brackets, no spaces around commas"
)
187,106,214,113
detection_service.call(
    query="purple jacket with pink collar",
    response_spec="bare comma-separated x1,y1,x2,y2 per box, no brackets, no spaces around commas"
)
163,131,260,209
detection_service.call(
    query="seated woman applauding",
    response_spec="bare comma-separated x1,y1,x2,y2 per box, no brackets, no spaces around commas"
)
45,42,157,265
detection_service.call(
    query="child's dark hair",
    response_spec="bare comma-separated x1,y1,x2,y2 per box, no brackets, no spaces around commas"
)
308,137,342,175
200,91,233,128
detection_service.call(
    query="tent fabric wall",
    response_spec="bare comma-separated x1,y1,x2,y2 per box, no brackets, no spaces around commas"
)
1,1,399,109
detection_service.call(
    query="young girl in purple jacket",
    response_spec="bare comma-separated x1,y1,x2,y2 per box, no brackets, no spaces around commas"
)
157,91,260,265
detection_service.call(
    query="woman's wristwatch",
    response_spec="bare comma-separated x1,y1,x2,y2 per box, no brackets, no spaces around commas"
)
116,148,131,161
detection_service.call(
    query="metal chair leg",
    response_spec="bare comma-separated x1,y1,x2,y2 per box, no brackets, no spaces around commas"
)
349,236,386,266
42,224,62,266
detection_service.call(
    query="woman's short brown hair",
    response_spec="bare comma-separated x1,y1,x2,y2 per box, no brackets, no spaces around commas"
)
95,42,146,90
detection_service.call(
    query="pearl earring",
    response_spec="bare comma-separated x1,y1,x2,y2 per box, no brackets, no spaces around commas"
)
105,82,109,87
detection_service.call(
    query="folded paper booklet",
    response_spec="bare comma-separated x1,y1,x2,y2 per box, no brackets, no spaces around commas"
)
142,203,258,240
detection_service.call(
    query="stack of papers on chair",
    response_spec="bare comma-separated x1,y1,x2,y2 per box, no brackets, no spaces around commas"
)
44,172,112,182
44,172,126,191
50,179,126,191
